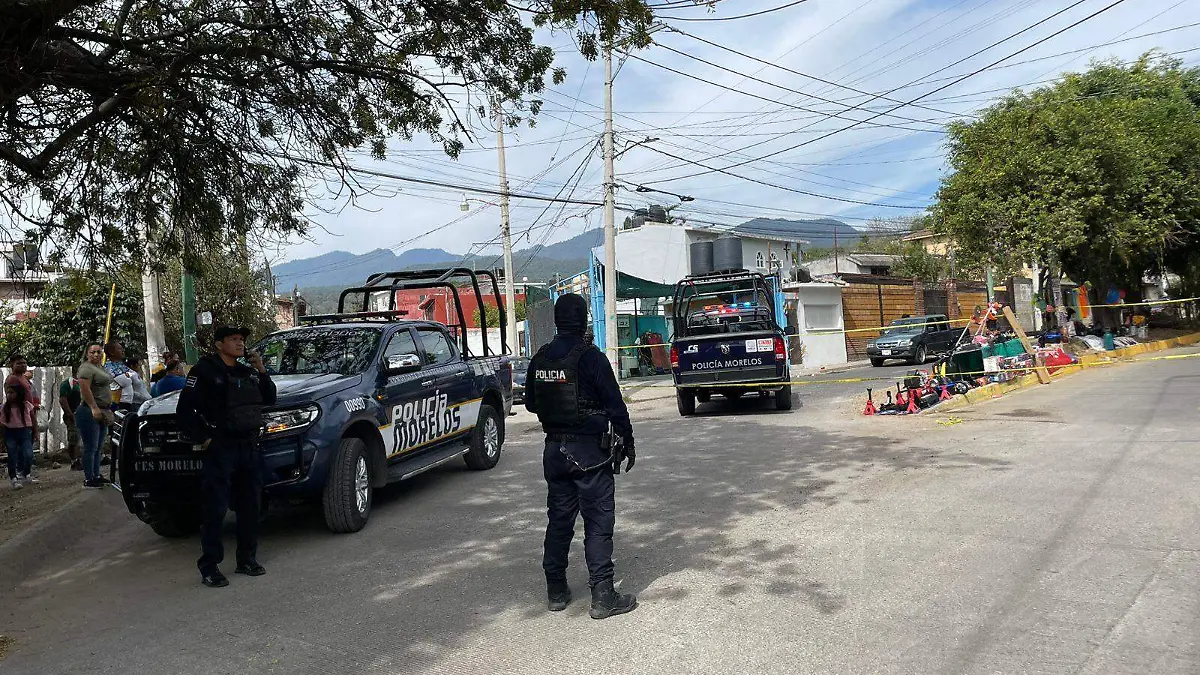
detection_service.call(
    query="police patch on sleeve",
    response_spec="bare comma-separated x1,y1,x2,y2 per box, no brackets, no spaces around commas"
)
185,376,198,389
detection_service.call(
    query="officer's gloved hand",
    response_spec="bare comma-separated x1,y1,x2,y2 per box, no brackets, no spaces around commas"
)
620,436,635,473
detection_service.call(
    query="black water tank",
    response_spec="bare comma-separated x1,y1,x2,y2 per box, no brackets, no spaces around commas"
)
690,241,714,276
648,204,668,223
713,235,745,272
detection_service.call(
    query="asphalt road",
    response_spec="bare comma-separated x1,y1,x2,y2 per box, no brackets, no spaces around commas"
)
4,346,1200,674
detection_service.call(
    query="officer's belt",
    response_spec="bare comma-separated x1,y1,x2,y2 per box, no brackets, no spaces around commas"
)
545,432,602,442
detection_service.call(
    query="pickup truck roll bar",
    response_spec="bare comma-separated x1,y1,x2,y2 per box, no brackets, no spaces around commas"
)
361,267,510,357
671,270,776,337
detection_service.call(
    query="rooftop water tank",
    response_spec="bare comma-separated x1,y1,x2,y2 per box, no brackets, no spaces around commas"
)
689,240,714,276
713,235,745,273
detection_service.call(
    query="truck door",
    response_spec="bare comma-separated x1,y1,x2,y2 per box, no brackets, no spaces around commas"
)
412,326,478,448
380,327,424,459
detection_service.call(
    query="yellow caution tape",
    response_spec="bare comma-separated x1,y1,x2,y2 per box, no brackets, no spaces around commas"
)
618,349,1200,391
1087,295,1200,308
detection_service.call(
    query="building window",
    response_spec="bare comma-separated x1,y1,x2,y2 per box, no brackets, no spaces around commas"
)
755,252,765,269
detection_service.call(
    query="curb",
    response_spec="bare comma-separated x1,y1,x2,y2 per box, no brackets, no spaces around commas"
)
0,488,127,593
932,332,1200,414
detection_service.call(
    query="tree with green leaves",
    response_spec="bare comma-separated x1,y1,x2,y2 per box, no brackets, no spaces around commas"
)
1,0,657,270
24,276,147,365
473,300,526,328
932,54,1200,328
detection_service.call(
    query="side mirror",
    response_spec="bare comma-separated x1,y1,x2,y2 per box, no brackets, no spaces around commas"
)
385,353,421,375
784,325,798,336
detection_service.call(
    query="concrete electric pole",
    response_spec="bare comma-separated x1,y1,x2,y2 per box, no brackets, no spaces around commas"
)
141,270,166,369
602,45,619,377
494,100,518,356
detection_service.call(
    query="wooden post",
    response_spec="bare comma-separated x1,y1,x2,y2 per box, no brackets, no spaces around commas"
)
1002,305,1051,384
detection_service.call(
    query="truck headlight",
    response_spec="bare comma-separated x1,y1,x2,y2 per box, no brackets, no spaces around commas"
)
264,405,321,434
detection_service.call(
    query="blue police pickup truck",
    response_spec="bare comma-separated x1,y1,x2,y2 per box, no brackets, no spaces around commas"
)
669,270,797,416
112,269,513,535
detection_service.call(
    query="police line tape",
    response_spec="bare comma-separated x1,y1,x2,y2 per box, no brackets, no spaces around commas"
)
617,349,1200,391
609,296,1200,349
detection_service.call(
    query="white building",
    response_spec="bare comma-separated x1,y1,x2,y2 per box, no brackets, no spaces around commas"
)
804,253,900,278
785,281,849,368
596,220,808,285
0,243,61,318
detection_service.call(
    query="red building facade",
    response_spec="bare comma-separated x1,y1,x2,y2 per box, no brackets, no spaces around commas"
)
393,287,525,329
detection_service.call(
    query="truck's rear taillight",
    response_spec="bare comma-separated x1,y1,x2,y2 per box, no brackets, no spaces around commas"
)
670,345,679,369
774,336,786,360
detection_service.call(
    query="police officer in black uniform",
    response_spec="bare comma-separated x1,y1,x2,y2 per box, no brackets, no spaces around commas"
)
177,326,277,588
525,294,637,619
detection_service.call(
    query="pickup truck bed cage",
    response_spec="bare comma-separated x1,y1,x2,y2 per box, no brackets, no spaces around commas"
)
671,270,778,337
299,267,509,358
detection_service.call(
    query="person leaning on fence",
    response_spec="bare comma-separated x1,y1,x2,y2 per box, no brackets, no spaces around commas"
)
59,366,82,470
76,344,114,489
3,378,39,489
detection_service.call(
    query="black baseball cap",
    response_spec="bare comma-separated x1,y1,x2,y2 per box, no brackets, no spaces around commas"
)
213,326,250,343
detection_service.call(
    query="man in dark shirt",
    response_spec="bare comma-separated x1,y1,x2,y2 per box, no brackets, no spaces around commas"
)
525,293,637,619
177,326,277,588
58,367,82,469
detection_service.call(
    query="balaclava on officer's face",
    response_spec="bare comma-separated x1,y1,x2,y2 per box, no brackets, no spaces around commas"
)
554,294,588,335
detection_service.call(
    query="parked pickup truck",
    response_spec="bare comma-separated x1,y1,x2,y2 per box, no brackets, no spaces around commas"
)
669,270,797,416
866,314,960,366
112,269,513,536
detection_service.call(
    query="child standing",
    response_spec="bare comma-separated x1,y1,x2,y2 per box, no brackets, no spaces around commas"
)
3,383,38,489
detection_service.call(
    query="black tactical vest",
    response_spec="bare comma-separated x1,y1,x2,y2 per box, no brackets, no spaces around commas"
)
222,369,265,435
529,342,600,427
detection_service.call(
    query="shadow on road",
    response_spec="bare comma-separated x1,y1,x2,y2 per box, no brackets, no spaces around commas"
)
7,408,1011,674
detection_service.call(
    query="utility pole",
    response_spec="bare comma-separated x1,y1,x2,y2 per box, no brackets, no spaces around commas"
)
494,100,517,355
602,45,619,376
141,270,166,369
833,226,839,275
181,271,198,364
292,284,300,326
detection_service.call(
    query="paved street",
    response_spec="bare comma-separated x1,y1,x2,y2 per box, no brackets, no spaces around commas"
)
4,347,1200,674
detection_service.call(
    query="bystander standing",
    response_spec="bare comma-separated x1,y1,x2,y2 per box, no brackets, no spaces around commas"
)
59,366,82,470
3,381,38,489
151,360,187,397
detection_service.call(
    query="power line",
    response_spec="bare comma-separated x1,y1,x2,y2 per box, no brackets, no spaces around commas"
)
639,0,1126,185
657,0,809,22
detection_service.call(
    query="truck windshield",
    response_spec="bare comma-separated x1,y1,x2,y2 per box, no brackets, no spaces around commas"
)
882,317,930,336
256,327,382,376
681,290,775,336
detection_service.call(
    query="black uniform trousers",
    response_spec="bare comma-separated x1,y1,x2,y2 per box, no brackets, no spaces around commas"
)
197,437,262,575
542,438,616,587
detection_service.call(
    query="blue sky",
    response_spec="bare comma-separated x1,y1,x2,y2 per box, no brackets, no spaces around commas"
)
276,0,1200,276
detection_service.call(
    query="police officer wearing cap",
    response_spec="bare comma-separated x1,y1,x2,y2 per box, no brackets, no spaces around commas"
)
177,326,277,588
525,293,637,619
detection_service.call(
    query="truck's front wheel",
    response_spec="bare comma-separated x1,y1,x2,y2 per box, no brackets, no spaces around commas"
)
323,437,372,534
148,506,202,538
464,404,503,470
677,390,696,416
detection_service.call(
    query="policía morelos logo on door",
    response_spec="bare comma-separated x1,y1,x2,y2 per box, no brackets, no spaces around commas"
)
719,344,731,355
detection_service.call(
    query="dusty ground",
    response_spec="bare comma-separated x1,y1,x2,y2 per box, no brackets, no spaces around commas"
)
0,461,83,546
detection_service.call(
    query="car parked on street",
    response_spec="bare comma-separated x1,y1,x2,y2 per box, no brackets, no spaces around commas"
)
866,314,959,366
511,356,529,404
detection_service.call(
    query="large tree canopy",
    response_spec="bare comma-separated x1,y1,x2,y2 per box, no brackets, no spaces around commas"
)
0,0,656,269
932,55,1200,295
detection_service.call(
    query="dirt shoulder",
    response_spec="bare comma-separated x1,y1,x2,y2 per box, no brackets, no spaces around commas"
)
0,463,84,547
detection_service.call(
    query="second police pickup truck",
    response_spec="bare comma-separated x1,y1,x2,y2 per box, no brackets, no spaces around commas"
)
112,269,513,536
669,270,797,416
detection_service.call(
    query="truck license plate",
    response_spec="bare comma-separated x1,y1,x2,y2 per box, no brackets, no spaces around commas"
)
881,349,892,356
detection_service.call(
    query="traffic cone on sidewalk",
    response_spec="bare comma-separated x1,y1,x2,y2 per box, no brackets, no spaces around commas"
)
863,388,877,416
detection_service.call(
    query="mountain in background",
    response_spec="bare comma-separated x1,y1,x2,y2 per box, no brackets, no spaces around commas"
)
274,229,600,294
733,217,863,249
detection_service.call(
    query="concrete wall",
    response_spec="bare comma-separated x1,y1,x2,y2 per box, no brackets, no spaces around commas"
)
792,284,848,368
805,256,869,277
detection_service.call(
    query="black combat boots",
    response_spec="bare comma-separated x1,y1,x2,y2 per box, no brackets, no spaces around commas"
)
589,580,637,619
547,581,572,611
